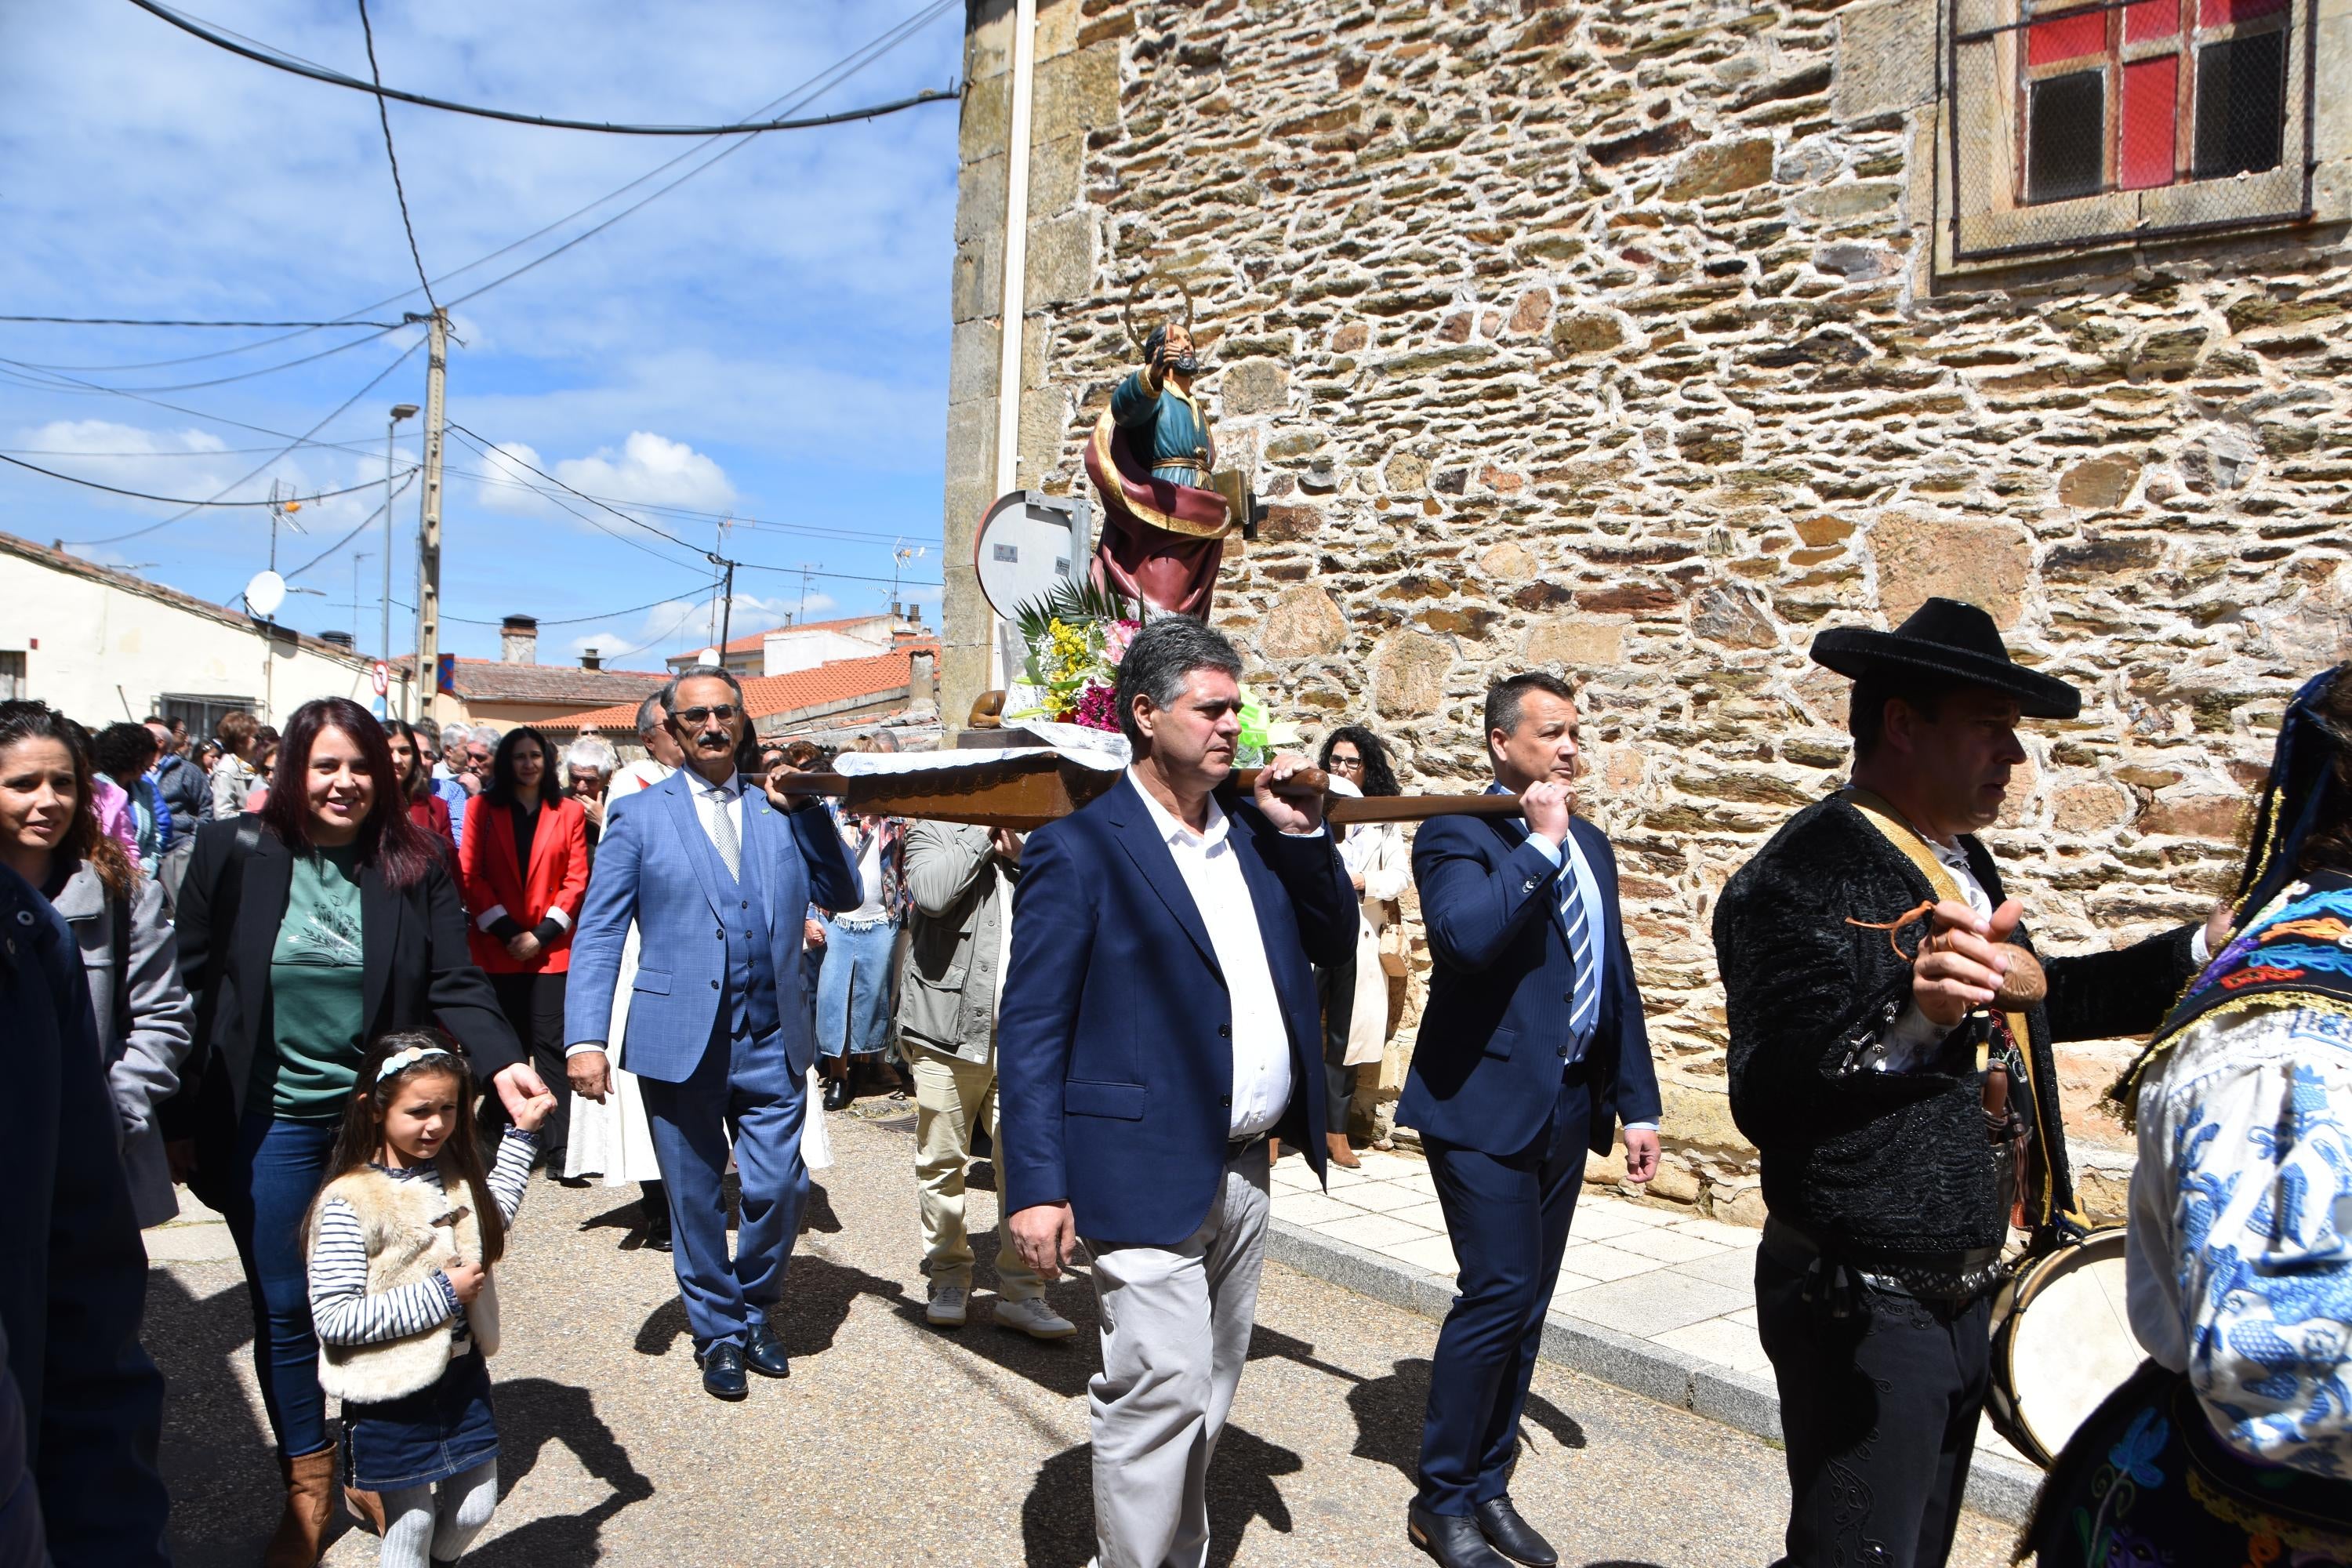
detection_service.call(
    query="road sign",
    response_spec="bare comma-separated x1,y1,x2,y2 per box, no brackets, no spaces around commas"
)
370,660,389,696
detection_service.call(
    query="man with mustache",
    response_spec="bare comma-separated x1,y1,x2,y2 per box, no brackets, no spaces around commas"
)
1713,598,2218,1568
564,666,858,1400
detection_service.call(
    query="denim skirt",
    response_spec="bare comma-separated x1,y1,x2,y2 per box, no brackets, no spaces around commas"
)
342,1346,499,1492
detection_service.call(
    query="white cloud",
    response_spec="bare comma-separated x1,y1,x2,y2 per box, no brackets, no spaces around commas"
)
554,431,735,514
472,441,553,515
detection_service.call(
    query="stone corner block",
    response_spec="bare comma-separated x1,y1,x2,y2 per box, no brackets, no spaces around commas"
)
1025,209,1096,308
1033,45,1122,146
1835,0,1936,125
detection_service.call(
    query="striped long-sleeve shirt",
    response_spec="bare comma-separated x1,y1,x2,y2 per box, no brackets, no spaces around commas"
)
308,1128,535,1349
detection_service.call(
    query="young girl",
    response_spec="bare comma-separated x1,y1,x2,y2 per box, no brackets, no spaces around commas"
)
306,1030,554,1567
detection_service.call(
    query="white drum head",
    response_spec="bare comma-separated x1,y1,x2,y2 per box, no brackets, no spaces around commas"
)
2005,1232,2136,1464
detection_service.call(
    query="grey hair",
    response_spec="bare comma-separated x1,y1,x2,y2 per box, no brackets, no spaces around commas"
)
659,663,747,715
633,692,668,736
437,722,471,747
1113,616,1243,750
564,736,619,776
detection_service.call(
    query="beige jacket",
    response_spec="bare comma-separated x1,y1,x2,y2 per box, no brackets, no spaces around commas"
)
310,1160,501,1404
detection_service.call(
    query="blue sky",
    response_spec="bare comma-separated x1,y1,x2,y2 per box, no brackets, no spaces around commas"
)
0,0,962,667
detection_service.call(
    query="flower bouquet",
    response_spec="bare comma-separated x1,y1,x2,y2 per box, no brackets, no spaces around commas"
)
1007,582,1302,764
1007,579,1140,734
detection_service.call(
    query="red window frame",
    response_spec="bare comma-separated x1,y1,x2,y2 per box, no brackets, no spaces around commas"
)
2017,0,2292,203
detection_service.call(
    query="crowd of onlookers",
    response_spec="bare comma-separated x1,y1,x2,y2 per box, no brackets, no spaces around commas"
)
0,681,1416,1567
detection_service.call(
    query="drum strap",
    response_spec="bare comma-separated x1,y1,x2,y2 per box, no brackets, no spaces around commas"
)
1840,789,2071,1231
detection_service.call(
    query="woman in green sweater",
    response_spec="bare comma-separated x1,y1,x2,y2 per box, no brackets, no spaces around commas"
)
168,698,543,1568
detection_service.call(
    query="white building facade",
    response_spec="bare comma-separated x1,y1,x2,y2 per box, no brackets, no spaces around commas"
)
0,530,389,735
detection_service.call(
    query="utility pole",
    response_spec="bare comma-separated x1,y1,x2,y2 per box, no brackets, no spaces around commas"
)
717,557,737,657
796,562,817,623
413,310,448,723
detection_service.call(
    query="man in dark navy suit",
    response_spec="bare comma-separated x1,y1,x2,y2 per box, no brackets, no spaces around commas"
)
996,616,1357,1568
1398,672,1662,1568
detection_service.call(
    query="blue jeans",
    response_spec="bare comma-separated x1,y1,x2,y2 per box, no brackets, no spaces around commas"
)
814,915,895,1059
220,1112,339,1459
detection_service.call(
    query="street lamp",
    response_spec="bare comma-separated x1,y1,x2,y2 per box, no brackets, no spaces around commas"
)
385,403,419,715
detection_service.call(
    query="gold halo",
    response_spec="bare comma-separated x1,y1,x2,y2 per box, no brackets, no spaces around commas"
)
1120,272,1196,354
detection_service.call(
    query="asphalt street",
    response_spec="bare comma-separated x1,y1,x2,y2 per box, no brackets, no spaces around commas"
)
147,1107,2020,1566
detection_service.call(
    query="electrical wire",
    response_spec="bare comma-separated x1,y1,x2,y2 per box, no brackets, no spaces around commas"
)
354,0,438,314
0,319,412,394
444,592,695,629
278,469,416,581
0,452,411,508
9,0,956,376
55,343,424,546
0,314,404,329
126,0,958,136
445,421,706,554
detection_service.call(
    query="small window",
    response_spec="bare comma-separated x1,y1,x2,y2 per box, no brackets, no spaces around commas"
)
1943,0,2314,264
161,693,259,742
0,652,23,702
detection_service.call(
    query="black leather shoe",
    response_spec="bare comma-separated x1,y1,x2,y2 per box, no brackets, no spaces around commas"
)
642,1208,672,1253
1474,1497,1557,1567
1407,1505,1511,1568
695,1341,748,1400
821,1076,851,1112
742,1323,790,1379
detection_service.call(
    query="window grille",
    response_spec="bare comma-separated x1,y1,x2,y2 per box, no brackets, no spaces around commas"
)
1944,0,2315,262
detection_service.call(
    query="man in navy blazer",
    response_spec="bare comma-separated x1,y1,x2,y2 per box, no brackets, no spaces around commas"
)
565,666,858,1400
998,617,1357,1568
1398,672,1662,1568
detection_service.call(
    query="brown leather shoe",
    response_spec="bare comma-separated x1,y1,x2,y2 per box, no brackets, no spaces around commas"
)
263,1445,337,1567
343,1480,386,1534
1327,1131,1362,1168
1267,1137,1281,1164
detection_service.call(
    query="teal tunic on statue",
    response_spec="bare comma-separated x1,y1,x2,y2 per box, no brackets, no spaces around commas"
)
1110,369,1213,486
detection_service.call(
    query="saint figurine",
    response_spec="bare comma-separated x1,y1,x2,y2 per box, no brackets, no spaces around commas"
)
1086,320,1240,619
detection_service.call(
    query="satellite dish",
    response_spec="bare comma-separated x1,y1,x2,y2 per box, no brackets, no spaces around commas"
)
243,570,287,619
697,648,721,666
974,491,1094,621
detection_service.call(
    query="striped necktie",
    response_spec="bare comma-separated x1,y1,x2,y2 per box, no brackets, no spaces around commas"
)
1559,840,1599,1044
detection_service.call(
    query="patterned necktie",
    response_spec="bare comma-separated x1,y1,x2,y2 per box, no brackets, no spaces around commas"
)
1559,847,1599,1043
706,784,741,881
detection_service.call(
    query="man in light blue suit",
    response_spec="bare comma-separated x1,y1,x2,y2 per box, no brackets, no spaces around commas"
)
564,665,858,1401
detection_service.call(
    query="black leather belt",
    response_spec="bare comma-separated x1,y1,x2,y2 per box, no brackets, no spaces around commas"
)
1762,1215,2008,1306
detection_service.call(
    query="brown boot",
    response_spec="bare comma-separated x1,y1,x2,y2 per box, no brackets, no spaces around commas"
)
343,1480,386,1535
1267,1137,1281,1164
1326,1131,1361,1169
262,1445,336,1567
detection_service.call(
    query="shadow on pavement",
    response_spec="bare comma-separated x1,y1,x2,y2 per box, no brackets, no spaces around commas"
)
1019,1428,1301,1568
147,1267,360,1567
630,1254,911,1360
466,1377,654,1566
1337,1356,1585,1481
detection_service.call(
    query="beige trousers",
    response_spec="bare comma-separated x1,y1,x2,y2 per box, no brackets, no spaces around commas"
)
1083,1143,1272,1568
911,1049,1041,1300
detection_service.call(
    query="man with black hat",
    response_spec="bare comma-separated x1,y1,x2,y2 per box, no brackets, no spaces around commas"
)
1713,597,2221,1568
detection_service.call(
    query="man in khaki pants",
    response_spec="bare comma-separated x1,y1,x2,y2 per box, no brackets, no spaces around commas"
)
899,820,1076,1339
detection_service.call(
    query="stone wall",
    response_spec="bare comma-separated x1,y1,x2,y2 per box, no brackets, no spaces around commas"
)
941,0,2352,1221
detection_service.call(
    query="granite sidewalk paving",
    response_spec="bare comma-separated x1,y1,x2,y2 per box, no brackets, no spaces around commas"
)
1265,1143,2046,1523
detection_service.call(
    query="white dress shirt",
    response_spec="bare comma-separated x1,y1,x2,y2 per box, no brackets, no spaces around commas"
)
1128,768,1298,1139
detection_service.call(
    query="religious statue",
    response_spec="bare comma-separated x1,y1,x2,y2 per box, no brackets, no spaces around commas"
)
1085,284,1250,619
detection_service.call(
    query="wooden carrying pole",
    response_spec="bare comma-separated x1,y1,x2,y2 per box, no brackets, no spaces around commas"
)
764,757,1524,833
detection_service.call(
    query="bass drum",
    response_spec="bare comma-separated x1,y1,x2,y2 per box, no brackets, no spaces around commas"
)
1987,1227,2136,1468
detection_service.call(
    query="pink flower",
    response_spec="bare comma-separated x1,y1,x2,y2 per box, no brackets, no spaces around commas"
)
1068,681,1120,732
1103,619,1141,666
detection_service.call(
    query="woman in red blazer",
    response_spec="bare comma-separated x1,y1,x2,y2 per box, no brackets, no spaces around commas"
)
459,725,589,1170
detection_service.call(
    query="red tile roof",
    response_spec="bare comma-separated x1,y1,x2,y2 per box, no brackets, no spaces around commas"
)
548,641,939,731
392,655,670,706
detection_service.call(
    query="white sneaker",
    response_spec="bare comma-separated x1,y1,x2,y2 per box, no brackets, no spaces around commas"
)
993,1296,1077,1340
926,1283,968,1327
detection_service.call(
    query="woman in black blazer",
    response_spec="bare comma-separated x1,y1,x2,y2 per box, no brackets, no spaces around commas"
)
166,698,544,1566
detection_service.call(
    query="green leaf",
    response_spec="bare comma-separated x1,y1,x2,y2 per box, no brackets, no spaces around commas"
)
1011,578,1136,645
